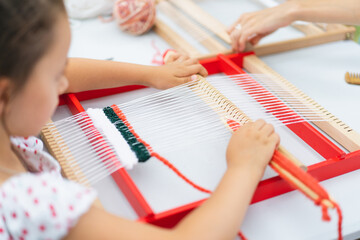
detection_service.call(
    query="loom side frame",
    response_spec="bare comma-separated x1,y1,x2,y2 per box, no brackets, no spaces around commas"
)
43,52,360,228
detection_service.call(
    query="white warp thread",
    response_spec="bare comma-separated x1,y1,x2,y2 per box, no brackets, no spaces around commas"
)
87,108,138,170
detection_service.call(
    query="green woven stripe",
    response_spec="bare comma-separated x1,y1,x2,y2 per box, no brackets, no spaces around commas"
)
103,107,151,162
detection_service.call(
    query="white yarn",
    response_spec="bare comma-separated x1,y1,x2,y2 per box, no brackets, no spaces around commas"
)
86,108,138,170
64,0,116,19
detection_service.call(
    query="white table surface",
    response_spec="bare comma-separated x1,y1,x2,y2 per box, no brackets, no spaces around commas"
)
53,1,360,239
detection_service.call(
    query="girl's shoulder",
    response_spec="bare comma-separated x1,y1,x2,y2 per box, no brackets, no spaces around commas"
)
11,136,61,173
0,172,97,240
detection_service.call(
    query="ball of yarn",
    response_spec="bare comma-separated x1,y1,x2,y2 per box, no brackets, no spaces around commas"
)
113,0,156,35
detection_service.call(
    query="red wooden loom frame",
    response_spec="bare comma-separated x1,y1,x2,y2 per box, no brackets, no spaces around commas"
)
57,53,360,227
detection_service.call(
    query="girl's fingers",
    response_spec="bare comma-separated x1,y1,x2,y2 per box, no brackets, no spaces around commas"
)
261,123,275,137
164,51,180,63
253,119,266,130
183,64,208,77
175,75,198,86
269,133,280,148
184,58,199,66
181,76,193,84
175,55,190,63
197,64,208,77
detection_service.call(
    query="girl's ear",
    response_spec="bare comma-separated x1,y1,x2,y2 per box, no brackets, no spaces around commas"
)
0,78,11,115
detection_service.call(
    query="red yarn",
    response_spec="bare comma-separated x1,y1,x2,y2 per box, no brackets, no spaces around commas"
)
151,40,164,65
272,151,331,203
271,151,343,240
334,202,343,240
111,105,153,152
238,231,248,240
226,119,241,131
152,152,212,194
111,105,211,194
321,203,331,221
113,0,156,35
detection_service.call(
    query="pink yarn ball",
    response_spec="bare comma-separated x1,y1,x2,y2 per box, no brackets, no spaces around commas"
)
113,0,156,35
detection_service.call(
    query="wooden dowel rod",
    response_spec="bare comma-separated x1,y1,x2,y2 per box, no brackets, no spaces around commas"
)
270,161,334,208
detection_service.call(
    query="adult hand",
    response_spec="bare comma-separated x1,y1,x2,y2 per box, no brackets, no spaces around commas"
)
227,2,296,52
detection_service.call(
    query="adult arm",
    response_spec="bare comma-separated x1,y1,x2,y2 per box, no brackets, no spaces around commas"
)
228,0,360,52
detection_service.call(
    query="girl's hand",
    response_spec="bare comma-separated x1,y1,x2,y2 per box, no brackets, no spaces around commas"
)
227,2,297,52
226,119,280,174
147,53,208,90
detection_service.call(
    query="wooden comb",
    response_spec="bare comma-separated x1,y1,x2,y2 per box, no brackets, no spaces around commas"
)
345,72,360,85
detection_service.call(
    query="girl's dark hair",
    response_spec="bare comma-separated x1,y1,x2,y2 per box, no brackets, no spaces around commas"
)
0,0,66,89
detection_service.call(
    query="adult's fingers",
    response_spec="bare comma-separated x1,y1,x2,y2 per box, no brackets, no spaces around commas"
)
249,34,262,46
227,14,247,33
237,28,256,52
249,31,274,46
230,29,241,52
227,20,239,34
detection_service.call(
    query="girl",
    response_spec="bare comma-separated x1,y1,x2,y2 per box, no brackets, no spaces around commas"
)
0,0,280,239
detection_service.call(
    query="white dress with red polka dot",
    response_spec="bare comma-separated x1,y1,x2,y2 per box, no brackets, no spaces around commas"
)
0,137,97,240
